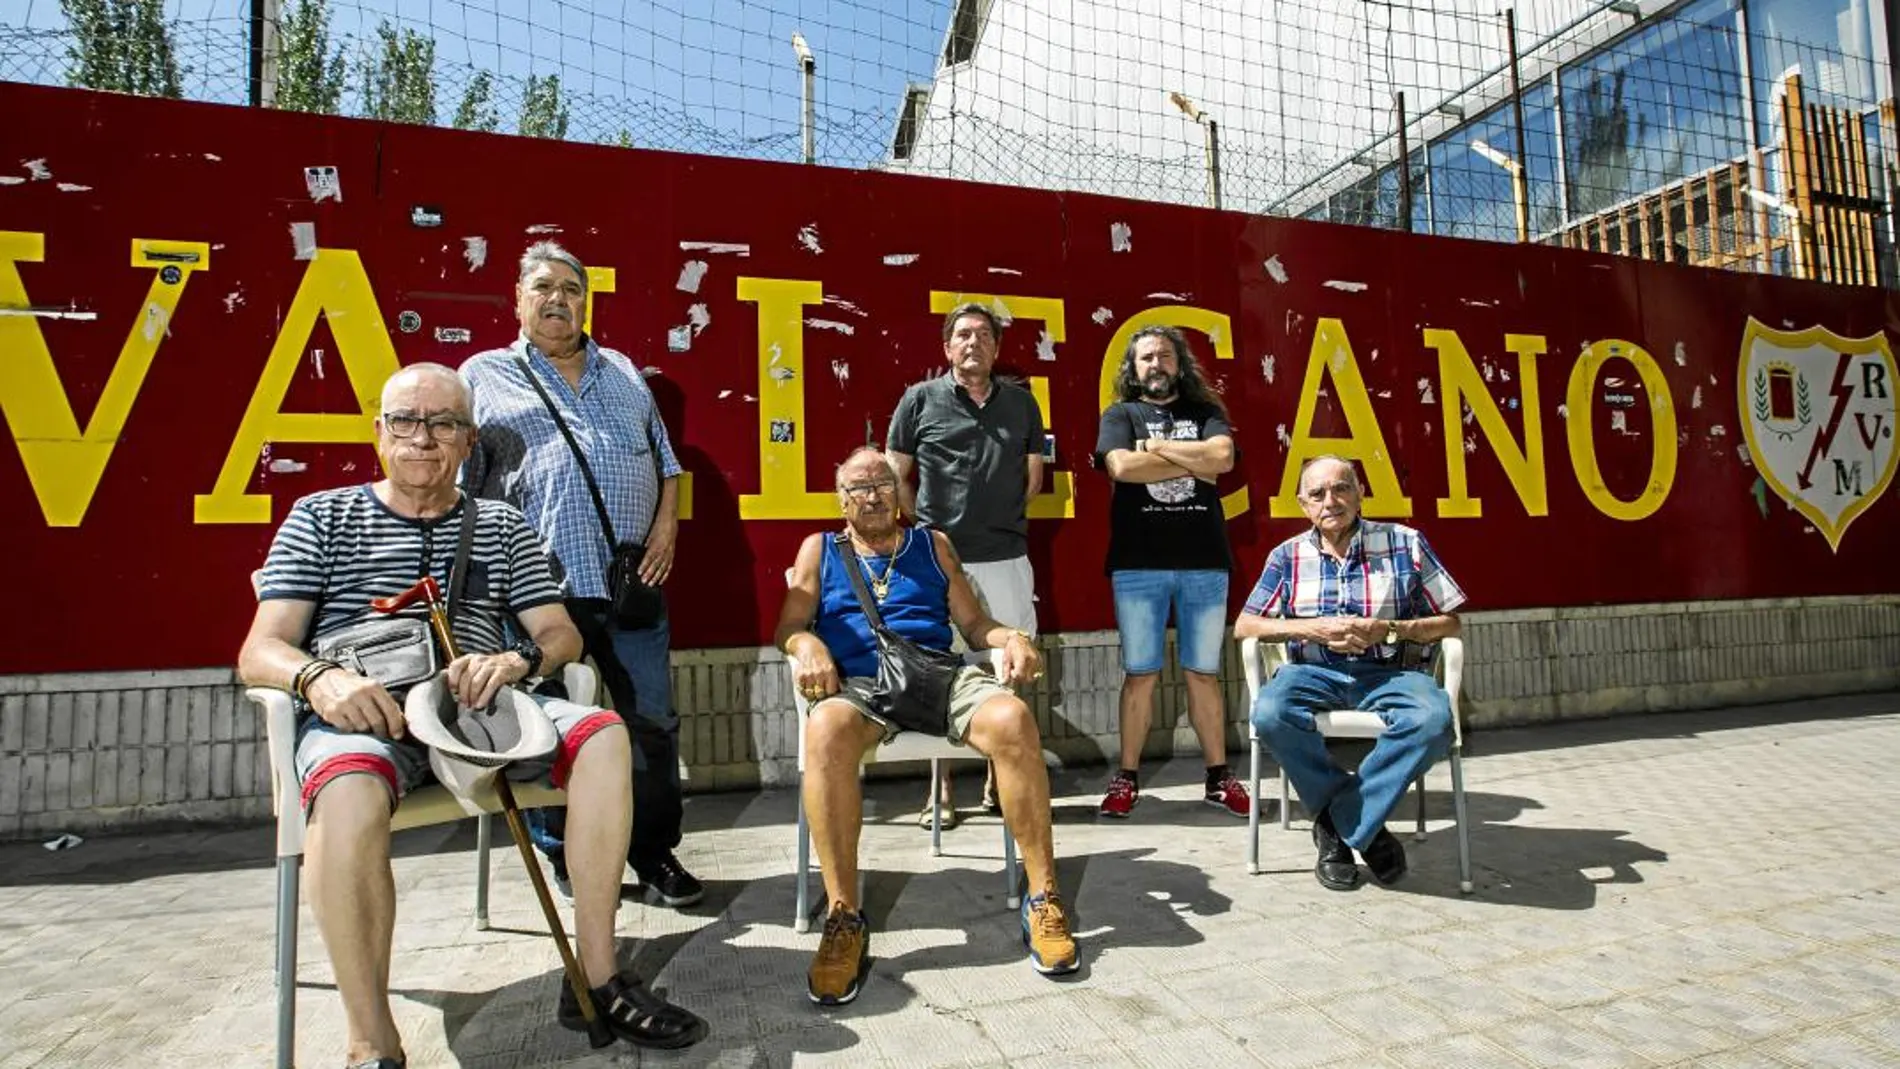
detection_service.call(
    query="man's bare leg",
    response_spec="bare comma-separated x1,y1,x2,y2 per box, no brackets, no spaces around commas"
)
1183,670,1228,766
560,723,633,986
804,701,883,909
1116,673,1160,771
305,774,402,1065
964,695,1056,889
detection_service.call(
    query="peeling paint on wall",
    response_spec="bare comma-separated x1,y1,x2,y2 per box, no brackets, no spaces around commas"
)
687,303,711,335
1275,424,1291,448
312,348,326,379
823,296,867,317
1416,378,1434,404
525,223,561,234
1110,222,1132,252
1674,341,1688,366
24,159,52,181
1148,291,1189,300
223,288,245,313
797,224,823,254
1691,386,1703,409
1035,329,1057,361
806,318,853,335
988,266,1022,275
290,222,317,260
676,260,708,293
668,325,692,352
1260,355,1275,383
881,253,919,266
267,458,308,474
140,302,169,341
1263,255,1288,283
1322,280,1368,292
462,237,488,271
830,359,850,386
768,366,796,384
55,182,91,193
0,306,97,320
682,241,751,256
1091,307,1114,325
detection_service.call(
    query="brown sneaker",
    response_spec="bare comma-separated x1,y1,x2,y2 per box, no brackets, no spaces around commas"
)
807,903,869,1005
1020,888,1079,975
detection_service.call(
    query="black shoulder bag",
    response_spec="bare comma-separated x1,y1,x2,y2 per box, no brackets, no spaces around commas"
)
514,355,665,630
314,496,479,695
833,532,965,737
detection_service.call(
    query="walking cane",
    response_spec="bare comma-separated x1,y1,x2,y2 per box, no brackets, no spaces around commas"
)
372,577,612,1048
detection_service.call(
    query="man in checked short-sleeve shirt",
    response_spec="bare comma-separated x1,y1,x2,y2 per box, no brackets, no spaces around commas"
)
1234,455,1466,892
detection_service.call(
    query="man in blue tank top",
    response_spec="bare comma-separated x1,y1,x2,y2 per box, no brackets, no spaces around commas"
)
775,448,1081,1005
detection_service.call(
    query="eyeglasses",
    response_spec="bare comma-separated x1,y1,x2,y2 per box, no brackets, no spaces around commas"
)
382,411,471,441
1301,481,1358,503
841,480,897,500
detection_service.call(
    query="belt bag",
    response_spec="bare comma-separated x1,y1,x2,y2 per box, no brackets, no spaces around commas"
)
315,617,439,694
866,625,962,737
607,542,665,630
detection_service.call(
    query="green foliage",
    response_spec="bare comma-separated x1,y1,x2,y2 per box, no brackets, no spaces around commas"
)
518,74,570,140
452,70,500,132
276,0,347,114
360,21,435,124
61,0,184,98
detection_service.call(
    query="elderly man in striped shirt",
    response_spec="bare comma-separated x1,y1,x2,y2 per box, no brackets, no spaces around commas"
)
1234,455,1466,891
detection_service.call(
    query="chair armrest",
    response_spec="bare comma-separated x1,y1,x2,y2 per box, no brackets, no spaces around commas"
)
562,661,599,706
1439,635,1465,749
243,686,305,858
1238,636,1291,700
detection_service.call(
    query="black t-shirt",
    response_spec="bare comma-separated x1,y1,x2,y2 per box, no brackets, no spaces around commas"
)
1095,398,1235,573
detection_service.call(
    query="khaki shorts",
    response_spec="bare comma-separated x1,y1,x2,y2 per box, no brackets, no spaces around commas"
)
821,665,1014,745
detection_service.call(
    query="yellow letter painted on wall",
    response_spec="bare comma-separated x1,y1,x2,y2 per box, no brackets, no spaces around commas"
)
1428,330,1549,518
194,249,399,524
1271,318,1410,519
737,276,836,519
0,233,211,526
583,266,614,334
930,291,1074,519
1098,305,1249,519
1564,339,1678,521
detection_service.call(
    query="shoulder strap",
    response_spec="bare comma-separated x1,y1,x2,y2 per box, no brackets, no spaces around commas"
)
447,495,478,629
514,353,620,549
833,532,888,631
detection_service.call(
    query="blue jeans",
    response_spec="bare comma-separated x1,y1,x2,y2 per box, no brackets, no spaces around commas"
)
526,597,681,873
1110,569,1229,675
1250,661,1451,850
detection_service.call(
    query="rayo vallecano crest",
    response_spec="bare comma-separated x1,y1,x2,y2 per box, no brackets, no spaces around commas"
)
1738,318,1898,551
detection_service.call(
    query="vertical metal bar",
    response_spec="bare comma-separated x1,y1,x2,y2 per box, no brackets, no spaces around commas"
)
1396,91,1413,232
1551,70,1572,227
1206,118,1223,210
801,58,817,165
249,0,264,106
1506,8,1531,242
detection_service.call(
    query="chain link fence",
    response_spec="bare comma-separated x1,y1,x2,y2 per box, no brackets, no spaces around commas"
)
4,0,1893,285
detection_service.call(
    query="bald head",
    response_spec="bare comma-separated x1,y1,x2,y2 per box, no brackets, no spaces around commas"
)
381,363,471,418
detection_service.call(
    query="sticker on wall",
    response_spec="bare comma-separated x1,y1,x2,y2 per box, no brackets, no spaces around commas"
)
769,419,796,443
303,165,342,203
1110,222,1132,252
290,222,317,260
1737,318,1899,551
397,310,422,334
410,206,444,227
159,265,182,285
434,327,471,344
667,325,693,352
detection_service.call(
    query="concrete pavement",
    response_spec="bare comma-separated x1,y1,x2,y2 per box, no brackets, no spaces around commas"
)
3,692,1898,1068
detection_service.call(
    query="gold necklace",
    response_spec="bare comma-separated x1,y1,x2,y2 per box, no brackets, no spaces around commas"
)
854,531,903,601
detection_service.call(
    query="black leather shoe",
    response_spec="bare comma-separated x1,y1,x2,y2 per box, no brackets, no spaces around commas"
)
1362,828,1408,885
1312,811,1363,891
632,852,705,908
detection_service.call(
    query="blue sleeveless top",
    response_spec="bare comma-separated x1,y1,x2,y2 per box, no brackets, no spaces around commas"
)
814,527,954,678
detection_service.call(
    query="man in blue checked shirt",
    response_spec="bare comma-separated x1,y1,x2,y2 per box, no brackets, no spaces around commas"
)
462,241,702,909
1234,455,1465,891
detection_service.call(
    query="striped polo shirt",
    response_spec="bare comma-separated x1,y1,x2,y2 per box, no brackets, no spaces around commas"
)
257,485,564,655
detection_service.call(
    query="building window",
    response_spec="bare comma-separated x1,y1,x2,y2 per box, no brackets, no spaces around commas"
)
891,85,931,160
944,0,995,67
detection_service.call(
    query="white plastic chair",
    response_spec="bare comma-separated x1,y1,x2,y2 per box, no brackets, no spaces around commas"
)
789,646,1020,932
248,661,599,1069
1239,635,1472,894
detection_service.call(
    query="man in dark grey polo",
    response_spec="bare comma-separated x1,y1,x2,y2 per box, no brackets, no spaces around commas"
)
888,302,1046,826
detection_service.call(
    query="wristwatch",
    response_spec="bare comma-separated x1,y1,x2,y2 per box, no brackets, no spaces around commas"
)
512,636,545,679
1384,623,1400,646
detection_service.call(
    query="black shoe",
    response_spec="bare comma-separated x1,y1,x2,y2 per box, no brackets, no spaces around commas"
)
1312,811,1364,891
1362,828,1408,885
549,858,573,903
558,969,708,1050
632,853,705,908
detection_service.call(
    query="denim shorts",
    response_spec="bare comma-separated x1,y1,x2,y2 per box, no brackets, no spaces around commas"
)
1111,569,1230,676
817,665,1014,745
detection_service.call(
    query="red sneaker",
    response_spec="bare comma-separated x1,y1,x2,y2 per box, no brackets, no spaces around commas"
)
1099,774,1140,818
1204,775,1252,817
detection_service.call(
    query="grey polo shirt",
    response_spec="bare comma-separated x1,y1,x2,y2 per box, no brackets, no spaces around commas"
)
887,372,1045,563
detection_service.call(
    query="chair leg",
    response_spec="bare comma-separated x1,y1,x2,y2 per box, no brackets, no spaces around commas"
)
1413,776,1429,843
1247,737,1262,875
474,812,493,931
1004,827,1020,910
795,788,812,933
1279,768,1292,830
1450,750,1473,894
274,854,299,1069
929,758,943,857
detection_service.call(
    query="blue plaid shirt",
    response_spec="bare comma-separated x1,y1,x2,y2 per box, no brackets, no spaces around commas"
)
1241,519,1466,667
462,335,682,599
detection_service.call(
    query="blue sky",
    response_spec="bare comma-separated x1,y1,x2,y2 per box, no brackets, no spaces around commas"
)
10,0,953,163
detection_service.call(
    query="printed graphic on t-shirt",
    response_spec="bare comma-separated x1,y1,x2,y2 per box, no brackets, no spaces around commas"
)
1145,419,1201,504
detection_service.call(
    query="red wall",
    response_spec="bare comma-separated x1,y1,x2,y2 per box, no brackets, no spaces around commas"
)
3,83,1898,675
